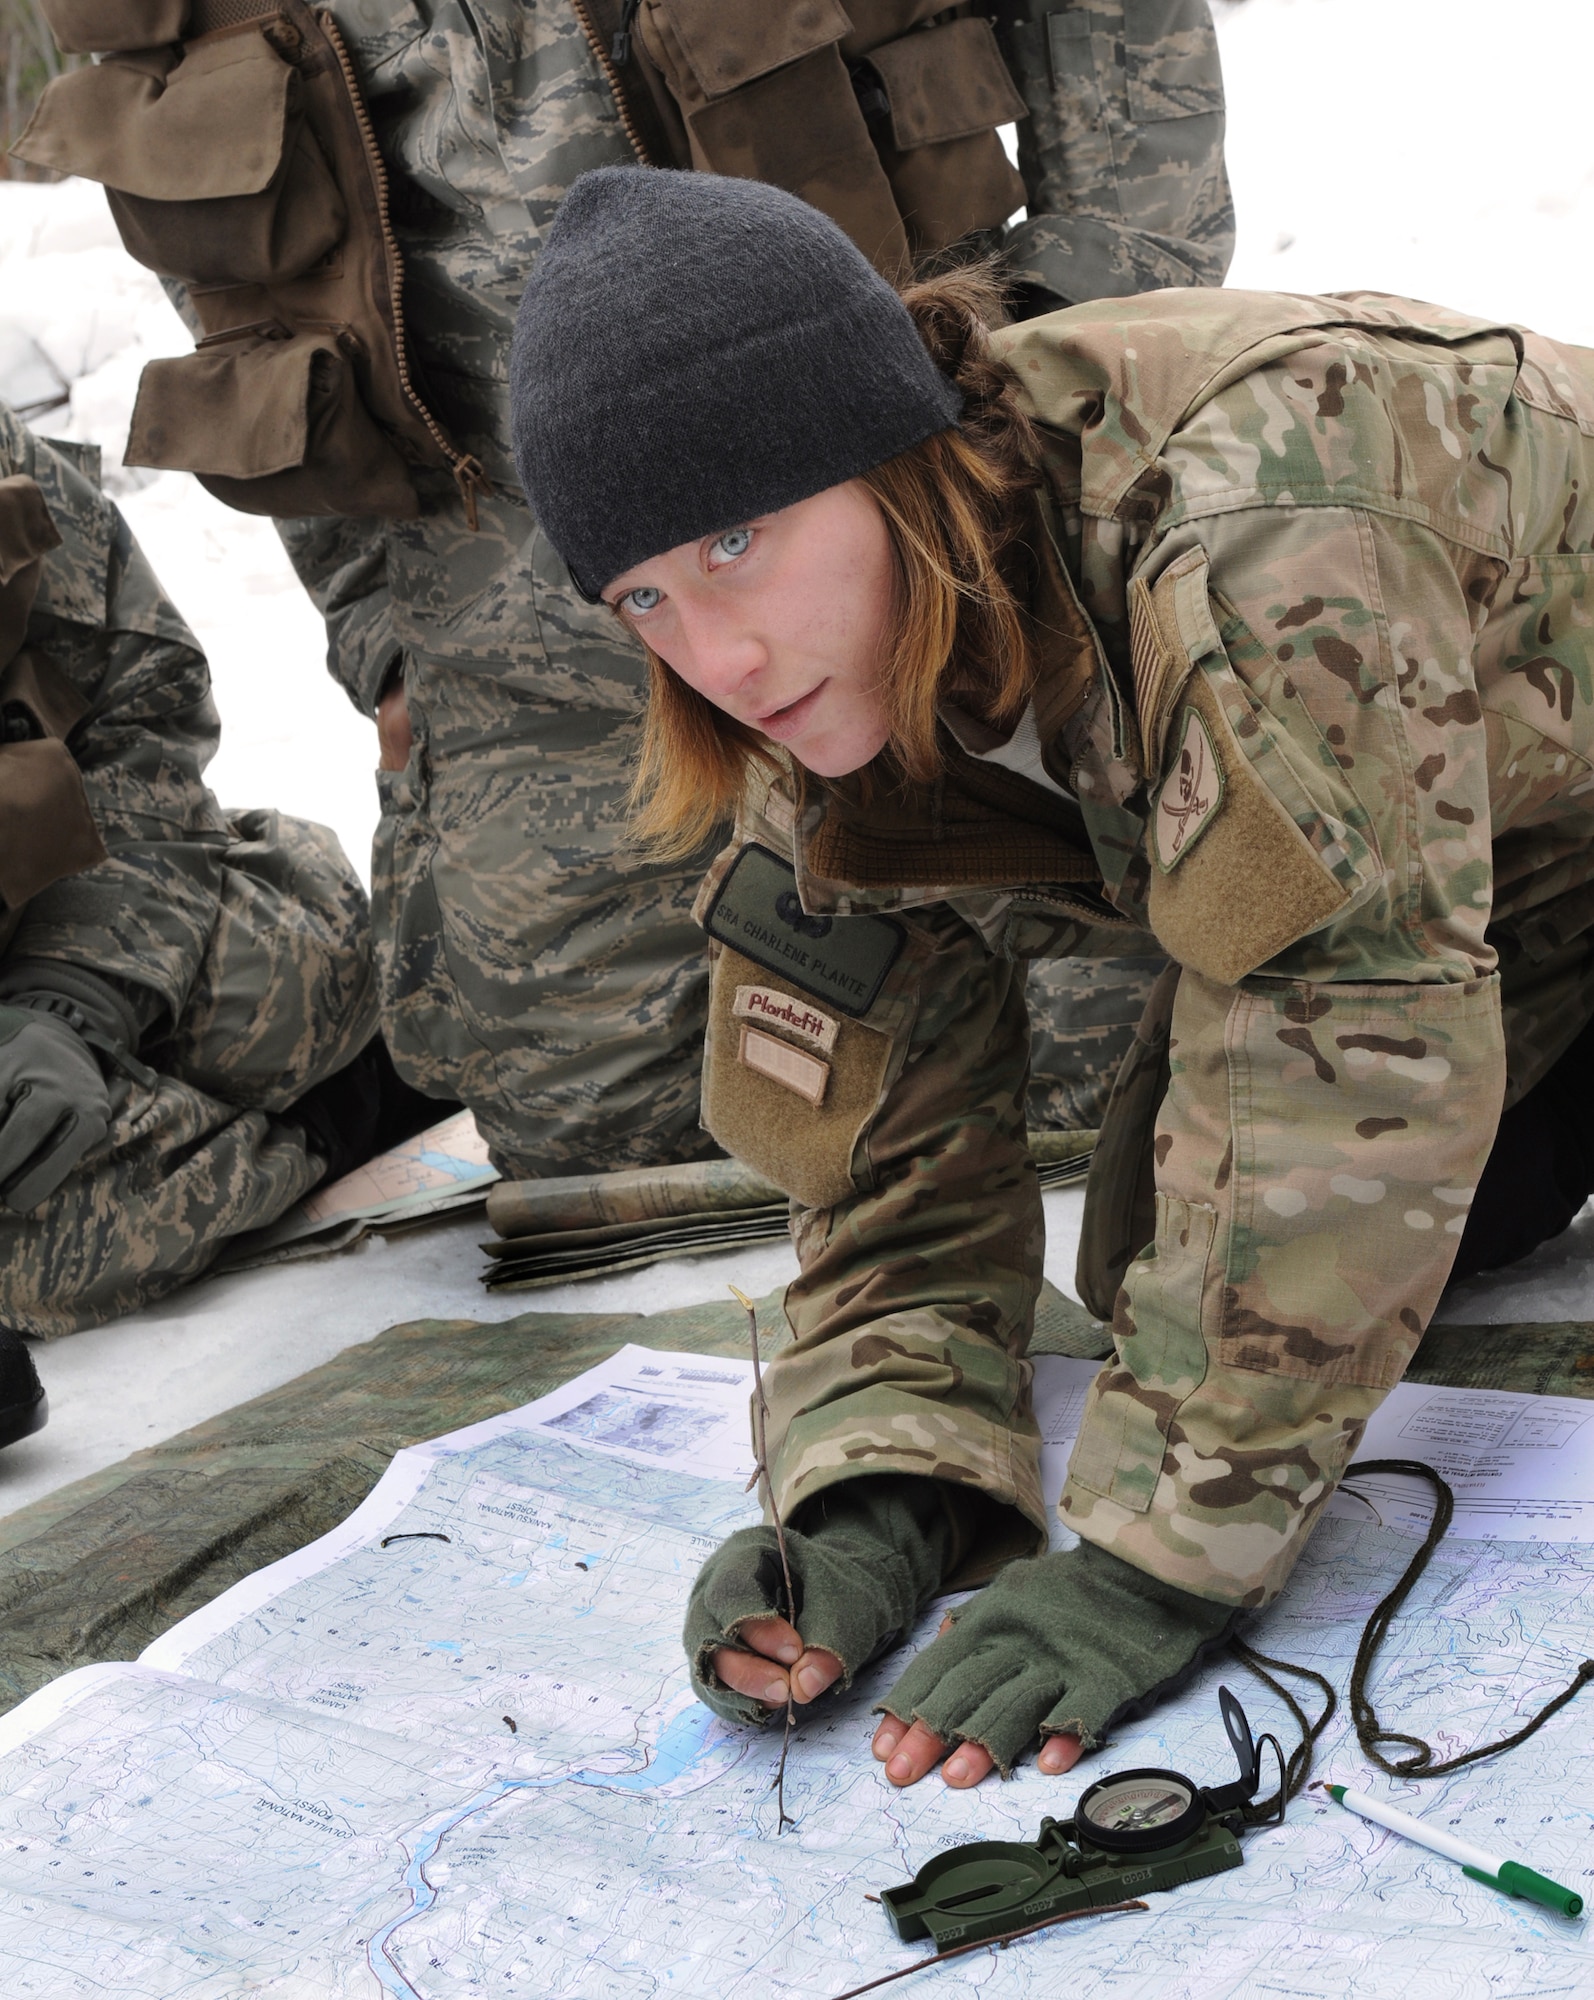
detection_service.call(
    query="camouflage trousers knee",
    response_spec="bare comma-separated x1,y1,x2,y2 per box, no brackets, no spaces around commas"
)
0,811,377,1337
1026,954,1168,1132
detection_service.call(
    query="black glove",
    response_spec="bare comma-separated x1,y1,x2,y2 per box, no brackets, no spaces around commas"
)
879,1538,1241,1776
684,1476,967,1727
0,961,146,1212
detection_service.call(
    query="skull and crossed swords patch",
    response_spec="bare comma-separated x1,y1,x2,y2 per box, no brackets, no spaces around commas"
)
1154,707,1224,871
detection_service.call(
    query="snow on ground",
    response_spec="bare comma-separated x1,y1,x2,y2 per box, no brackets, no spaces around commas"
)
1,0,1592,1514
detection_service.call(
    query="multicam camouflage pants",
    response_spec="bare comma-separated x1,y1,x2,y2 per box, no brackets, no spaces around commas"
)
0,811,378,1338
373,485,1163,1180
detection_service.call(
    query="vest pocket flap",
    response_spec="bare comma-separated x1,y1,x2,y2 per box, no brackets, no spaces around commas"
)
125,336,417,520
39,0,188,53
128,339,322,479
0,738,107,913
13,31,294,200
0,648,92,743
646,0,851,97
868,18,1027,150
106,119,345,286
0,476,63,588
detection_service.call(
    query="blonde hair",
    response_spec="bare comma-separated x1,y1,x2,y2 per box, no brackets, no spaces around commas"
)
627,263,1042,860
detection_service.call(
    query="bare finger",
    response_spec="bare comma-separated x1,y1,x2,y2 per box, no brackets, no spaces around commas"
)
881,1718,952,1788
871,1714,910,1763
730,1615,803,1665
1037,1732,1085,1775
711,1646,792,1709
940,1739,996,1789
789,1647,843,1705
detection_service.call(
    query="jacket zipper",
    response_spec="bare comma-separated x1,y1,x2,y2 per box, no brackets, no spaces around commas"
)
567,0,656,165
610,0,641,65
318,8,487,529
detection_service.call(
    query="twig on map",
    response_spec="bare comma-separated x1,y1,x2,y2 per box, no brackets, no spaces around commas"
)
825,1898,1149,2000
730,1282,798,1834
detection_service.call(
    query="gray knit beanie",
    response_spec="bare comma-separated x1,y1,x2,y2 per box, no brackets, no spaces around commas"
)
510,167,963,600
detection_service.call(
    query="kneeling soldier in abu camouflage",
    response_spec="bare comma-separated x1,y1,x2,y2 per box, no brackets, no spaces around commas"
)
510,169,1594,1786
0,405,429,1405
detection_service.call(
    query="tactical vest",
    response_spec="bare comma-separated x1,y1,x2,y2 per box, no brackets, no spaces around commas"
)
0,475,108,953
573,0,1027,277
14,0,485,524
17,2,1022,522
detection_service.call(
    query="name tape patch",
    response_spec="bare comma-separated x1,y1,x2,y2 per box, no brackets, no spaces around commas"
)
1154,708,1223,871
739,1025,830,1106
733,984,838,1053
704,843,905,1018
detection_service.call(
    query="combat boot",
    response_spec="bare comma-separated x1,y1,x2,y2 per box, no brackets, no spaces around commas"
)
0,1327,46,1449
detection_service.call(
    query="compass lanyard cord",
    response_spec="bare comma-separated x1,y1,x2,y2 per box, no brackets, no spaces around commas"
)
1228,1638,1335,1805
1342,1457,1594,1779
1233,1457,1594,1796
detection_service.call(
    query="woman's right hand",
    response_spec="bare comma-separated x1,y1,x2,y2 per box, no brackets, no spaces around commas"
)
683,1481,955,1729
710,1616,844,1710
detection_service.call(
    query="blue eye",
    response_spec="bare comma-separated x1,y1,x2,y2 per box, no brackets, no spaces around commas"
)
620,586,662,615
709,527,752,564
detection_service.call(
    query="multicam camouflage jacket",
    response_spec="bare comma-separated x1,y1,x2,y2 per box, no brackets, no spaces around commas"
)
696,289,1594,1609
279,0,1235,714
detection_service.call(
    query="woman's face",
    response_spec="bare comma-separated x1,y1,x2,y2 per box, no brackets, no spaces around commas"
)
603,480,896,778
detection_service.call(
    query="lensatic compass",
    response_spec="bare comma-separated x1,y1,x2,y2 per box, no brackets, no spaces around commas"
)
879,1686,1282,1951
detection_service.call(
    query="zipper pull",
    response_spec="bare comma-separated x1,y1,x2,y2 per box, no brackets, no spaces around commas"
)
612,0,641,66
452,454,486,533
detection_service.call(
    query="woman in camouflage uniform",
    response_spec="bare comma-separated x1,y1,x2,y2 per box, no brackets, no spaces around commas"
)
511,168,1594,1789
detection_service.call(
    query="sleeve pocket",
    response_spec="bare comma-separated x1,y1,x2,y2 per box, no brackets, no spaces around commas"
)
701,944,895,1212
1131,547,1376,986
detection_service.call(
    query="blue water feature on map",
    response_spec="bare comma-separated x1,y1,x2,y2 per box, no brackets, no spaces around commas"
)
366,1705,732,1996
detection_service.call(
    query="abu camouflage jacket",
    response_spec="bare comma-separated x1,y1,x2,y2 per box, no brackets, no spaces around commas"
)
697,289,1594,1608
0,468,105,952
0,404,254,1033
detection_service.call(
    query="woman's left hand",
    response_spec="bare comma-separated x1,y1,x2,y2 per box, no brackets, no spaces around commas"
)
872,1540,1238,1789
869,1610,1084,1787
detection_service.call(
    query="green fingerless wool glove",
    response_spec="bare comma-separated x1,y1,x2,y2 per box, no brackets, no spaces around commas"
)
879,1538,1241,1776
684,1476,966,1727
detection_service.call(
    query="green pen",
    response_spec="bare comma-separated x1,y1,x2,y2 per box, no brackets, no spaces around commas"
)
1321,1783,1583,1918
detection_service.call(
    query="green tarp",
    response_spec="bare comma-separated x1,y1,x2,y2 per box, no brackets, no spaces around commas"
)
0,1285,1586,1716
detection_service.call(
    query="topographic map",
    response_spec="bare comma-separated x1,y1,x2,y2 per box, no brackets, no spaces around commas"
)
0,1350,1591,1997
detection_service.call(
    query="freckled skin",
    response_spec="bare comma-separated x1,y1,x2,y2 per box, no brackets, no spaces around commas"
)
605,483,896,781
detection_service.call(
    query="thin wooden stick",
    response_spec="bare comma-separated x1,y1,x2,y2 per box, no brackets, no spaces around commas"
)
826,1898,1150,2000
731,1283,797,1833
